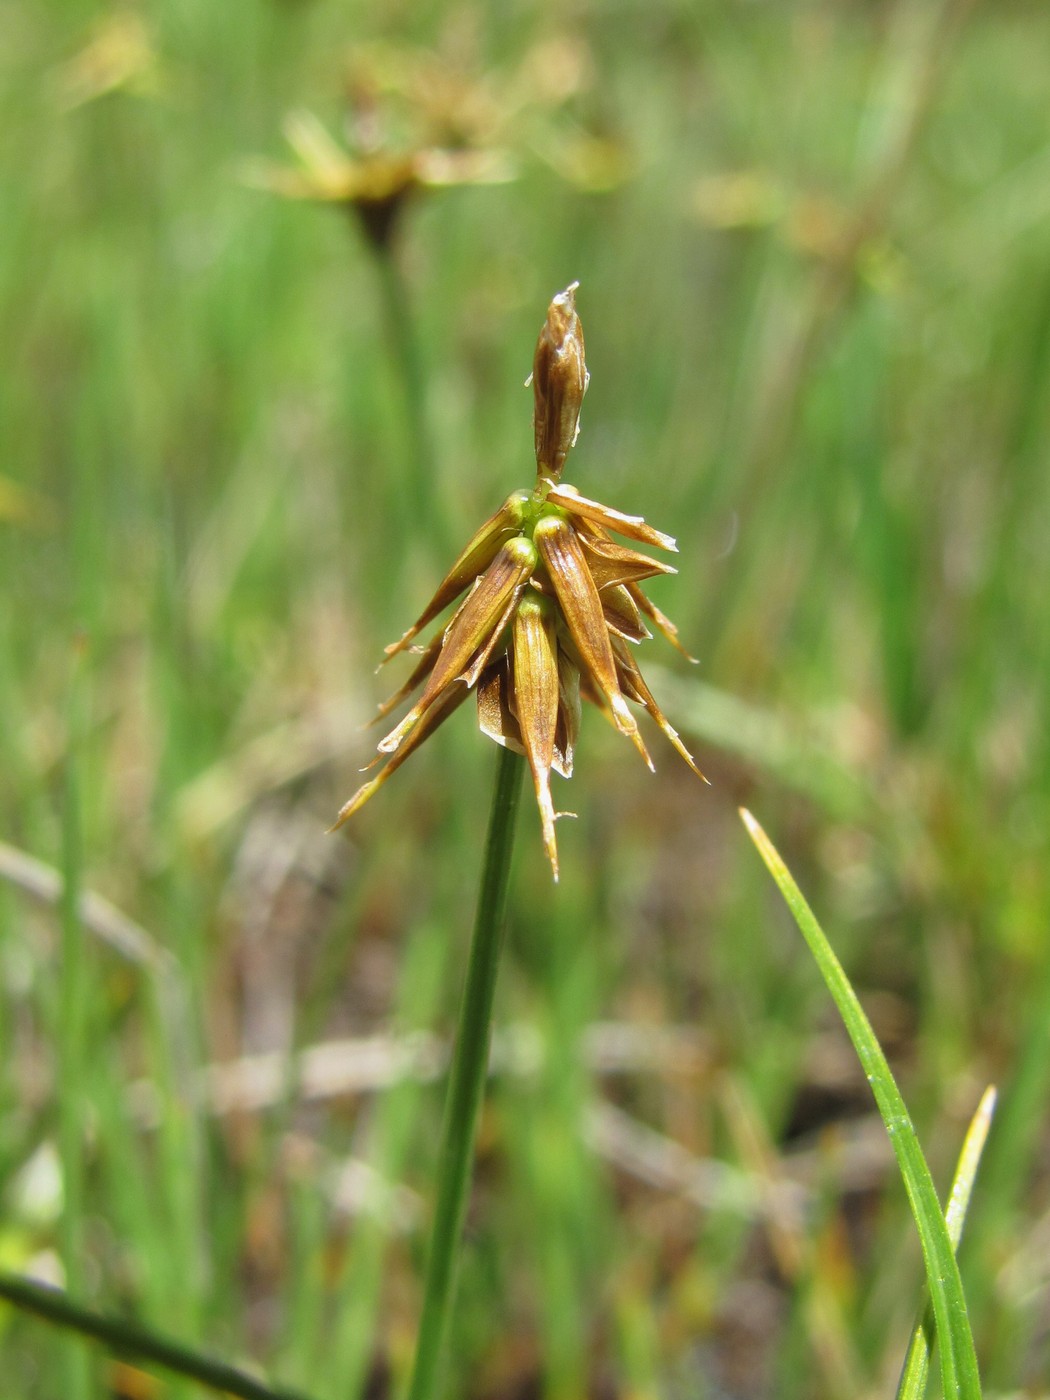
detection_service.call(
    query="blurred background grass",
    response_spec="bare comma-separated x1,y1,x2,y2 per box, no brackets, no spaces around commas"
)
2,0,1050,1396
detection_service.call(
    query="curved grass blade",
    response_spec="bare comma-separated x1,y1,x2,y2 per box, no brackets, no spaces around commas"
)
739,809,982,1400
897,1086,997,1400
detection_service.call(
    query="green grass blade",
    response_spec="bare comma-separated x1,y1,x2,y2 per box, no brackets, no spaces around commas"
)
897,1085,997,1400
740,809,982,1400
0,1274,314,1400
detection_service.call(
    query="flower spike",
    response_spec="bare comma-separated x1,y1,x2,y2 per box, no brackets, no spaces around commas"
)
335,282,705,876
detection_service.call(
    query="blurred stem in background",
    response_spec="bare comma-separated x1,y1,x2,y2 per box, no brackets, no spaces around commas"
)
371,244,446,560
59,635,91,1400
507,867,611,1400
248,102,502,578
404,745,525,1400
697,0,977,695
326,922,451,1398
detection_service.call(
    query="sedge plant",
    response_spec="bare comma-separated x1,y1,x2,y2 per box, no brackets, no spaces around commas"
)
333,283,707,1399
0,296,998,1400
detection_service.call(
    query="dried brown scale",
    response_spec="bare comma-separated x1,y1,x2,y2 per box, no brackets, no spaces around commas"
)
476,655,522,756
378,535,537,755
334,282,705,878
331,679,470,830
544,483,678,552
511,594,562,878
553,650,581,779
382,491,530,661
532,515,650,766
553,621,656,773
459,581,526,689
611,635,707,782
578,532,678,590
370,633,444,723
600,584,650,644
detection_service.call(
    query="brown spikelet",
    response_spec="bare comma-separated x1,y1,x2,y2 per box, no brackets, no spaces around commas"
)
545,483,678,552
379,536,537,754
534,516,653,772
531,283,589,480
382,491,531,662
334,279,705,877
511,593,562,879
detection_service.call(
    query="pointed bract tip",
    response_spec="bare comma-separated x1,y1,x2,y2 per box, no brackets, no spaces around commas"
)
671,739,708,784
329,778,381,832
533,788,559,881
636,739,656,773
611,695,654,771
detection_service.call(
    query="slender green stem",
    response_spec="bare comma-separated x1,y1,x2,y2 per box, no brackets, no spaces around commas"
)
0,1274,314,1400
372,248,447,554
405,745,526,1400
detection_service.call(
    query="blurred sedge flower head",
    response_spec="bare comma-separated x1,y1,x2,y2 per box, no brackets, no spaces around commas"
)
334,284,705,880
245,36,630,249
243,105,513,252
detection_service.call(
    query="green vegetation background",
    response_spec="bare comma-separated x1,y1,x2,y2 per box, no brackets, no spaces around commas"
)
2,0,1049,1396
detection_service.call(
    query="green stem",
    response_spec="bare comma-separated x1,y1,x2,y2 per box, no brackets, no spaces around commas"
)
405,745,526,1400
373,248,446,554
0,1274,314,1400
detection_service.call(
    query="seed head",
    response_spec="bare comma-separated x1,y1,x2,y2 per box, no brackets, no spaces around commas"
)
333,283,705,878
